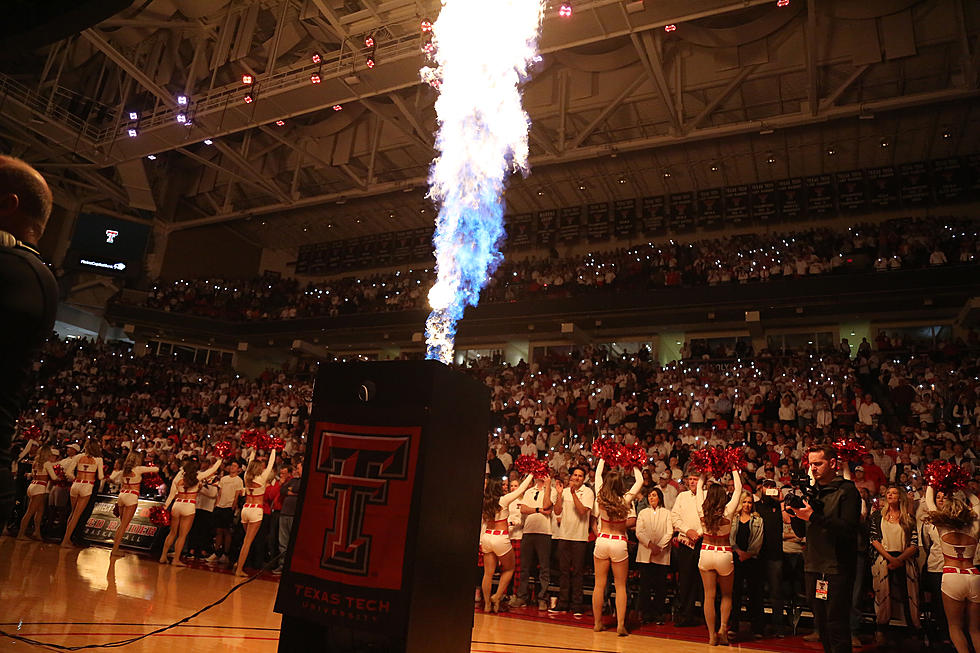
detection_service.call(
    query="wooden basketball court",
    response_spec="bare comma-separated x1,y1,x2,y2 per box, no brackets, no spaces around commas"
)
0,538,815,652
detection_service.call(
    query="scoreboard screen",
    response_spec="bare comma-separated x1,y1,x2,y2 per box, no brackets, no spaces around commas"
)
68,213,150,274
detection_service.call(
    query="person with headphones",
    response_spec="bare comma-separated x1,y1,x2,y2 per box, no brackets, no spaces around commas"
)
0,156,57,531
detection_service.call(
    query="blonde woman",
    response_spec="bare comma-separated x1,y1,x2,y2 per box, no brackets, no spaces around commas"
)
235,449,276,577
17,446,56,540
108,452,158,556
160,457,222,566
869,484,920,645
61,441,104,547
592,458,643,635
729,490,763,638
924,484,980,653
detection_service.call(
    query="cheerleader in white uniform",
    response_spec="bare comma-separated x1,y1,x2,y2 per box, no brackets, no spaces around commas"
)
235,449,276,577
480,473,533,613
17,446,56,540
160,457,222,566
924,484,980,653
592,458,643,635
61,441,104,548
696,467,742,646
108,452,158,556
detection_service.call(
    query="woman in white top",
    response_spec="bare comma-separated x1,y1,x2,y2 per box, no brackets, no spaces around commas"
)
108,452,158,556
235,449,276,577
923,484,980,653
17,446,56,540
592,458,643,635
696,468,742,646
480,473,533,613
61,441,105,548
160,456,222,566
635,486,674,624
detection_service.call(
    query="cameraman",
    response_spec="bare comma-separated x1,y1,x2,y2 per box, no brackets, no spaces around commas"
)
786,444,861,653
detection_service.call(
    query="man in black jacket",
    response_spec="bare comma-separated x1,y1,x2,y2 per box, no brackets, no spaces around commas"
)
787,443,861,653
0,156,57,530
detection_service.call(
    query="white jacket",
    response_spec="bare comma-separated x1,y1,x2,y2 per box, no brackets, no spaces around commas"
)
636,506,673,565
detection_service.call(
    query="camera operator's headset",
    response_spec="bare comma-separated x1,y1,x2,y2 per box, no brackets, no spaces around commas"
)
0,229,41,257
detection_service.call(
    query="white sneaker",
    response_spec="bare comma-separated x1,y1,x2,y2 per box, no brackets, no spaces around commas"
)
205,554,218,562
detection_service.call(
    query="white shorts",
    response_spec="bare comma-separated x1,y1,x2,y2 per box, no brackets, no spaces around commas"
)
241,504,264,524
941,568,980,603
698,544,734,576
480,529,512,556
27,482,49,497
70,481,94,498
117,491,139,508
593,533,629,563
172,499,196,518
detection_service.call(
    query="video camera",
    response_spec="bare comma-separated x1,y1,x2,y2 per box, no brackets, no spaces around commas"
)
784,469,824,513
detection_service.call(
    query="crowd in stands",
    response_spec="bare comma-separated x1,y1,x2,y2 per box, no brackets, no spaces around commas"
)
132,215,978,321
6,331,980,646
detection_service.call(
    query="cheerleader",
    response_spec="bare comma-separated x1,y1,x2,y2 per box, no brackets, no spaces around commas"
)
17,446,55,540
592,458,643,635
160,457,222,566
480,473,533,613
235,449,276,577
61,441,104,548
923,483,980,653
697,468,743,646
108,452,158,556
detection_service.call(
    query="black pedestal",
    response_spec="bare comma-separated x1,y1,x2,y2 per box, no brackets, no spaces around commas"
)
275,361,488,653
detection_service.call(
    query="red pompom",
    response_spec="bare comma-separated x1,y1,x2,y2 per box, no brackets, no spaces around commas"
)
832,438,868,463
924,460,970,495
514,454,548,478
689,446,743,478
268,435,286,452
52,464,71,488
213,441,235,459
591,437,615,462
240,429,260,448
620,443,648,469
23,425,42,440
149,505,171,527
592,438,647,469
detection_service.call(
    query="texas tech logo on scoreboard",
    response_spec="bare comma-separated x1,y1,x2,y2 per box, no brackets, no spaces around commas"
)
316,431,412,576
105,229,119,243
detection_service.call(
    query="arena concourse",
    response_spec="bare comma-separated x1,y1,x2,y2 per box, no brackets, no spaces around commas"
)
1,1,979,653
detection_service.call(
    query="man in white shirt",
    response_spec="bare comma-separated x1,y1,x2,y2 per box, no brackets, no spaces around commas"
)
657,471,679,510
551,466,594,615
511,476,557,610
208,462,244,564
857,394,881,426
670,472,704,626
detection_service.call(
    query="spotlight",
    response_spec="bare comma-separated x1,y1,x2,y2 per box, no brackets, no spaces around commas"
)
420,19,433,32
176,112,187,124
311,53,321,64
826,147,836,156
128,111,139,121
242,74,253,85
147,154,157,160
177,95,188,106
942,128,951,139
127,128,138,138
618,177,627,184
275,120,285,126
204,139,213,145
310,73,321,84
537,189,545,196
365,58,375,68
766,154,776,164
244,94,253,104
364,35,375,48
662,168,671,178
332,104,343,111
880,138,889,148
578,182,586,190
664,24,677,32
710,163,720,172
559,2,572,17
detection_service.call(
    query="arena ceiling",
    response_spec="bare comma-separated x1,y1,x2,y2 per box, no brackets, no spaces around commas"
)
0,0,978,252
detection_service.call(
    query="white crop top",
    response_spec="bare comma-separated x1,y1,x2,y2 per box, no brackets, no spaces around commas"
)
244,450,277,499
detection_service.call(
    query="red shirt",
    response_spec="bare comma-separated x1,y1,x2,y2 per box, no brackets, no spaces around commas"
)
862,463,886,491
263,480,280,514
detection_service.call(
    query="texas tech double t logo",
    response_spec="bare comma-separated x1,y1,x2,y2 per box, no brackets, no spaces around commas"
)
316,432,412,576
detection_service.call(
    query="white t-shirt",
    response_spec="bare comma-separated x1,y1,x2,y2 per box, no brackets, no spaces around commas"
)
216,474,244,508
520,486,559,535
197,484,218,512
556,485,594,541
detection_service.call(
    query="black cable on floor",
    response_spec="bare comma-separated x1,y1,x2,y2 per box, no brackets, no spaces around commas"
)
0,552,284,651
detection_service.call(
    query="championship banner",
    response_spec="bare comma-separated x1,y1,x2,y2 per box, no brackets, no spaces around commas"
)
866,166,898,210
932,157,966,203
392,233,412,264
410,228,434,263
899,161,931,206
668,191,695,232
355,237,377,269
277,422,422,632
836,170,867,213
805,174,835,217
535,209,557,247
776,177,804,221
966,154,980,200
724,185,749,227
505,213,534,250
558,206,583,243
613,199,636,239
640,196,666,235
586,202,611,242
749,181,777,223
697,188,723,230
82,495,166,551
375,234,394,267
